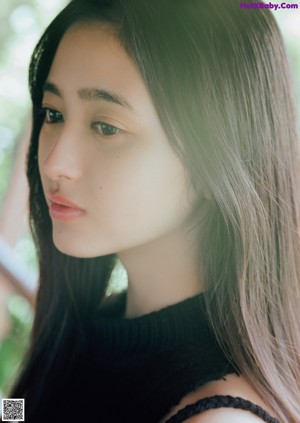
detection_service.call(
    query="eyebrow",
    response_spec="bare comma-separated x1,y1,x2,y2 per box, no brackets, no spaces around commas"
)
42,81,134,111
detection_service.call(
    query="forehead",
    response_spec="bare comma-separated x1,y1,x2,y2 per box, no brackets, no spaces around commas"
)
60,21,121,55
49,22,127,76
46,22,148,102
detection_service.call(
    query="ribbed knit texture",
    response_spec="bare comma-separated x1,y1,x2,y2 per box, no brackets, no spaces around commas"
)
85,291,236,422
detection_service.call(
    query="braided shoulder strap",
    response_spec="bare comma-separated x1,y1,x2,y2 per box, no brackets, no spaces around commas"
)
164,395,279,423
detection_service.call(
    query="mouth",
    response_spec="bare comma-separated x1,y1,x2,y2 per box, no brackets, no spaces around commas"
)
47,192,86,221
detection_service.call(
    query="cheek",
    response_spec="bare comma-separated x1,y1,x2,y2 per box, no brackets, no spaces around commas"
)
90,142,193,233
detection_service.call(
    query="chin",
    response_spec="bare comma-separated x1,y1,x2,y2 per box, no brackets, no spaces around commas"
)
52,237,89,258
52,236,114,258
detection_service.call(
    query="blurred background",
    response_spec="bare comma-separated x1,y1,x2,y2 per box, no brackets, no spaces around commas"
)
0,0,299,404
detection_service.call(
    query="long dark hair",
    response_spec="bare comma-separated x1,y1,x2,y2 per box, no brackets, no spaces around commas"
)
11,0,300,421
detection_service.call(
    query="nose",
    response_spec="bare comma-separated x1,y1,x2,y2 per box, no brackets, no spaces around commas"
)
39,123,83,182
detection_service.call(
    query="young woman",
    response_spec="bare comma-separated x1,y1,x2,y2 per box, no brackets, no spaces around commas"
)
9,0,300,422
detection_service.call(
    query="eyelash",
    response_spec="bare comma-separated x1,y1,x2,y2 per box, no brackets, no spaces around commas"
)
92,122,121,136
40,107,122,137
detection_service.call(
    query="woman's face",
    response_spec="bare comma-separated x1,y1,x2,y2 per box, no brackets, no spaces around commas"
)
38,23,197,258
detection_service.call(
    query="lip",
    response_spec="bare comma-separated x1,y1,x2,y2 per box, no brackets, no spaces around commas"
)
47,192,86,221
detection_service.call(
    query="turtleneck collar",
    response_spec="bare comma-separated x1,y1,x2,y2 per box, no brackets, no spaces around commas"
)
93,291,216,356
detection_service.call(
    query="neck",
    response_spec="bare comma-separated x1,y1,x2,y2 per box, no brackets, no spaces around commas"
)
118,225,202,318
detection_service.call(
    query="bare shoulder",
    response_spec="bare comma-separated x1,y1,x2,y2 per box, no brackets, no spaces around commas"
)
160,373,278,423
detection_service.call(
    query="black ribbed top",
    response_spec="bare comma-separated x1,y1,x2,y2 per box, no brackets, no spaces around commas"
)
94,290,217,354
74,290,237,423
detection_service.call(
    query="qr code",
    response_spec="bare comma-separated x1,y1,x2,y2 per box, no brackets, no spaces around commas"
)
1,399,24,422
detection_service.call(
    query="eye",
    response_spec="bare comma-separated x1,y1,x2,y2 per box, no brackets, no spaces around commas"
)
92,122,121,136
41,108,64,124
